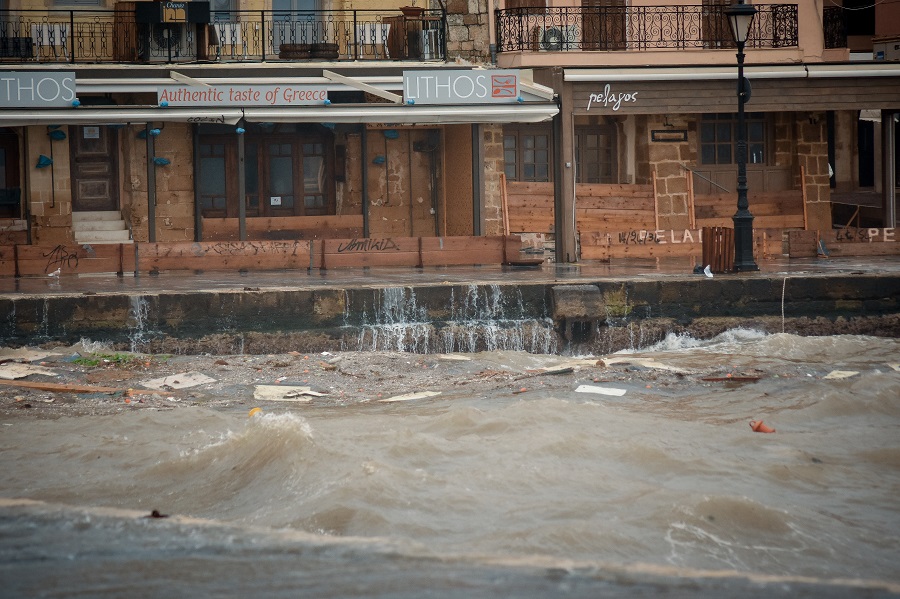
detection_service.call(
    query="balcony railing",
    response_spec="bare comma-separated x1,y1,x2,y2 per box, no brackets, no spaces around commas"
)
496,5,798,53
0,8,446,64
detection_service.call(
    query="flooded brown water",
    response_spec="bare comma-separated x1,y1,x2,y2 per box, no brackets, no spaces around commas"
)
1,331,898,597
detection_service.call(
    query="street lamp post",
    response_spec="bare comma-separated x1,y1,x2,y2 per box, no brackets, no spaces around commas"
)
726,0,759,272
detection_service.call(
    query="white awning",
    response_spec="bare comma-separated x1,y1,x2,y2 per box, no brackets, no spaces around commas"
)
0,103,557,127
0,107,244,127
241,103,558,124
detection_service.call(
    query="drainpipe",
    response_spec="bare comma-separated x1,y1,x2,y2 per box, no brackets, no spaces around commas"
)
192,126,202,241
884,110,897,228
237,121,246,241
362,126,369,237
471,123,483,236
23,127,32,245
146,124,156,243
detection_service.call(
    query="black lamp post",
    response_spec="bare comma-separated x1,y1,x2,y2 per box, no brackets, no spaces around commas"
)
726,0,759,272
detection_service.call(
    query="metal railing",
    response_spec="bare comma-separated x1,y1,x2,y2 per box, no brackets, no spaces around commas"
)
0,8,446,64
496,5,798,53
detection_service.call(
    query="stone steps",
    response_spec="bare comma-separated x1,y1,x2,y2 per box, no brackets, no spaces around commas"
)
72,211,132,244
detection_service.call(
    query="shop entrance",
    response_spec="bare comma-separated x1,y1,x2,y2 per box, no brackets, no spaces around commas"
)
70,125,119,212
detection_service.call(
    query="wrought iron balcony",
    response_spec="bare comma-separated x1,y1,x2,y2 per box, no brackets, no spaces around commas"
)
496,4,799,53
0,8,446,64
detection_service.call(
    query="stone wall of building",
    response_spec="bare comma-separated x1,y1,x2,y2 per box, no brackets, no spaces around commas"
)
444,0,491,64
482,123,504,235
645,115,693,231
796,112,832,232
28,125,73,246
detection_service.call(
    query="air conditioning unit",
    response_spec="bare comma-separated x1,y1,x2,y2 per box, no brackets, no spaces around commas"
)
145,23,196,61
134,1,209,62
536,25,581,52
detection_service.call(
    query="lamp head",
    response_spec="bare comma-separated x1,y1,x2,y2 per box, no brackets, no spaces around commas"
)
725,1,757,45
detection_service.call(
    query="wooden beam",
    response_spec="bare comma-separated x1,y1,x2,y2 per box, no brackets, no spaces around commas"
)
322,70,402,103
0,379,125,394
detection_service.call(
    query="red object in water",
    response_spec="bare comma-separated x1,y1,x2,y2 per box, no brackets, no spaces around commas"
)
749,420,776,433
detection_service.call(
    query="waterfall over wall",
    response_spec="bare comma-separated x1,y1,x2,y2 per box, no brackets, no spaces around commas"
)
346,284,558,354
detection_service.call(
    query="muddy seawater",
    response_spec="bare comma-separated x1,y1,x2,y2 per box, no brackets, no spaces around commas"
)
1,331,898,598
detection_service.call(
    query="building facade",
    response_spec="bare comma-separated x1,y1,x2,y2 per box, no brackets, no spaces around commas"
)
0,0,554,260
492,0,900,262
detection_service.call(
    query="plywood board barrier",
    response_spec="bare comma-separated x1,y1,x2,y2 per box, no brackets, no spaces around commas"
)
581,227,771,262
136,241,312,272
818,227,900,257
12,244,135,277
694,191,806,230
312,236,525,269
1,236,531,277
506,181,656,235
202,215,364,241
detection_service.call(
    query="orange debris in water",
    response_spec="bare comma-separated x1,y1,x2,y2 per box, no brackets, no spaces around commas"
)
749,420,776,433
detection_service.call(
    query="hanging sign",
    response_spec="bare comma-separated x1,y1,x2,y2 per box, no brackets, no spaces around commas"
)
403,70,521,105
0,72,76,108
158,84,328,107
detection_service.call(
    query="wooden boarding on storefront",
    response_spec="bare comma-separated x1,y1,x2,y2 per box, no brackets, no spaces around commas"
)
506,181,656,235
5,243,135,277
0,236,536,277
581,227,780,262
694,191,806,230
137,240,312,272
202,215,365,241
788,228,900,258
312,236,530,269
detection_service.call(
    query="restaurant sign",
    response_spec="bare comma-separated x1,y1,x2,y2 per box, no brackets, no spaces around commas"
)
403,70,520,105
0,72,76,108
157,84,328,107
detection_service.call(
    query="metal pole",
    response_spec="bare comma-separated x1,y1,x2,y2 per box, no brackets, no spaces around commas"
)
146,124,156,243
237,122,246,241
883,110,897,228
732,39,758,271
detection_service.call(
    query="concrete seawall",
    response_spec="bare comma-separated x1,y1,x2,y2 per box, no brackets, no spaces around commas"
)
2,269,898,355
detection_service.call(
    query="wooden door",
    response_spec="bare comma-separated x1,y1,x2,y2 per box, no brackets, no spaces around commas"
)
70,125,119,212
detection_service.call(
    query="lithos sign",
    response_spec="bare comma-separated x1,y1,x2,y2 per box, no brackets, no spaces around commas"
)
0,72,76,108
403,70,520,105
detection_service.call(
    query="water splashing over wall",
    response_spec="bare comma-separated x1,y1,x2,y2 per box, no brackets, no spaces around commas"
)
346,284,557,354
128,296,150,352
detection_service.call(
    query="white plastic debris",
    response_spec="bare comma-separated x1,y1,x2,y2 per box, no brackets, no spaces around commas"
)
379,391,441,403
823,370,860,380
0,363,59,380
141,371,216,390
253,385,325,402
575,384,627,397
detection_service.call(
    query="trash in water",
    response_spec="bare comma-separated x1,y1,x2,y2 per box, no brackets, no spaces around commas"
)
379,391,441,403
141,372,216,390
575,384,627,397
253,385,325,402
749,420,776,433
248,407,263,418
823,370,860,380
0,363,59,380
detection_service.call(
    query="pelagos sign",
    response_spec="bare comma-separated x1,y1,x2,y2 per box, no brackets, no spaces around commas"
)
0,72,76,108
403,70,520,105
586,84,638,112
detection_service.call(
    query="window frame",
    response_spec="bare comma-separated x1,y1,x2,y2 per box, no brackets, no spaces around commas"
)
197,124,335,219
699,112,770,167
